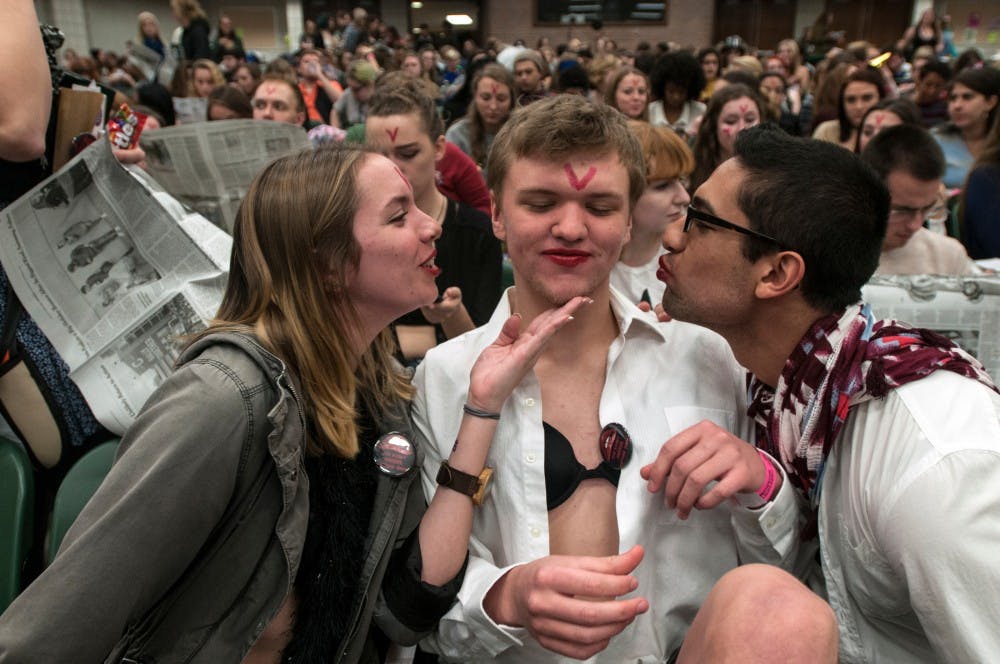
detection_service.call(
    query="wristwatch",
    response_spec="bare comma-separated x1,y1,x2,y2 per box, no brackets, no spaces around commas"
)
436,462,494,506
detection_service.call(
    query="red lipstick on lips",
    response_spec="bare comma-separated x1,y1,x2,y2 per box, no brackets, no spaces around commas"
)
656,255,672,282
420,250,441,277
543,249,589,267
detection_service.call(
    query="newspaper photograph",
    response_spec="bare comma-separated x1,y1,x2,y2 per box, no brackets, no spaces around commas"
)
140,118,309,232
863,274,1000,378
172,96,208,125
0,139,232,434
126,41,176,88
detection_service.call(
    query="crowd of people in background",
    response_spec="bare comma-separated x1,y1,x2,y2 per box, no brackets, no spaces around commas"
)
56,0,1000,265
2,0,1000,661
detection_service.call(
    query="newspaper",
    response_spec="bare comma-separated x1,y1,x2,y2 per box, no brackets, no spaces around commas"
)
863,274,1000,378
0,139,232,434
140,119,309,232
126,41,177,88
172,97,208,125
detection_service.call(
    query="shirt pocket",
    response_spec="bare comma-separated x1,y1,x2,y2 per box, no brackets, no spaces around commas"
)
838,515,910,619
654,406,738,528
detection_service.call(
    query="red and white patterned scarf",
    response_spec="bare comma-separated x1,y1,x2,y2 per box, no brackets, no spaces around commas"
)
748,304,997,506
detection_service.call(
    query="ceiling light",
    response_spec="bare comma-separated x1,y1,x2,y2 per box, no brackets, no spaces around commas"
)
445,14,473,25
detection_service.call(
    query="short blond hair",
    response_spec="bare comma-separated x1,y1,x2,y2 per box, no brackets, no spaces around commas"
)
486,94,645,210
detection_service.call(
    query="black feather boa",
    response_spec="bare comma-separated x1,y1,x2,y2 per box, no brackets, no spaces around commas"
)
282,409,380,662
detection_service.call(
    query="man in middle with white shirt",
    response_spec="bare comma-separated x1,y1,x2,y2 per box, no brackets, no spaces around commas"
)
413,95,835,663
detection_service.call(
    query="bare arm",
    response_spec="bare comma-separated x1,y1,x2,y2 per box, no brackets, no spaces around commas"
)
417,297,589,585
421,286,475,339
0,1,51,161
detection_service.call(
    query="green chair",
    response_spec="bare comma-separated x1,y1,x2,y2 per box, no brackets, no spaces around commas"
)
0,436,34,612
46,440,119,565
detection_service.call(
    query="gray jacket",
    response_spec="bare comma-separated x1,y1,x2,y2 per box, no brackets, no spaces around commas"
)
0,331,455,663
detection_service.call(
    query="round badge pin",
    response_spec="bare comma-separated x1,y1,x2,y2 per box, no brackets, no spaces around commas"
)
373,432,415,477
599,422,632,470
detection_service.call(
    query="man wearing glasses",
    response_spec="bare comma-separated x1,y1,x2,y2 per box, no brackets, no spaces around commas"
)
656,124,1000,662
411,96,833,663
860,124,977,275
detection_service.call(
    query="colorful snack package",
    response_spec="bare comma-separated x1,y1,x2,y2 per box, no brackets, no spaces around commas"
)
107,103,148,150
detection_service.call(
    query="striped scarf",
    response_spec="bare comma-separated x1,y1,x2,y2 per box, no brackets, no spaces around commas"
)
748,303,997,507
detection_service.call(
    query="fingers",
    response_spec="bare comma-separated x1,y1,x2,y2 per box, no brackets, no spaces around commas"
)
644,422,761,518
538,565,638,601
494,313,523,346
520,296,592,341
532,606,645,659
514,549,649,659
641,426,704,493
534,623,625,660
112,147,146,165
534,546,644,598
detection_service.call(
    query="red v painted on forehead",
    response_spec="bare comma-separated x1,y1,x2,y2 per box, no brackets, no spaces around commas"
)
738,102,750,113
386,127,399,142
491,84,499,95
393,165,412,191
564,164,597,191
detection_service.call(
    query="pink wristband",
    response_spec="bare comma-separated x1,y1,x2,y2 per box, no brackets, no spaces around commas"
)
755,450,779,502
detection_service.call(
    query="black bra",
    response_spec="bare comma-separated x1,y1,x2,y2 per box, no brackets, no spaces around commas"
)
544,421,621,511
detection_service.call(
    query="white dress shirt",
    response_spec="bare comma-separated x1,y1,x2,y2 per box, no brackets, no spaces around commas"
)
812,370,1000,663
647,100,706,138
412,288,802,663
610,254,666,308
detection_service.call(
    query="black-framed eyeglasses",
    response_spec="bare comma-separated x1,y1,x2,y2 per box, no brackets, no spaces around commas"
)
684,206,790,250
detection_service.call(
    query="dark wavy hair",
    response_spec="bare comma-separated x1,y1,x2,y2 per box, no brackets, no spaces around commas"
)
689,84,765,192
650,51,706,103
836,68,885,143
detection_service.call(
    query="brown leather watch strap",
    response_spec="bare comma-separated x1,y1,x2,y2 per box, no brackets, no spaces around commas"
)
436,461,480,497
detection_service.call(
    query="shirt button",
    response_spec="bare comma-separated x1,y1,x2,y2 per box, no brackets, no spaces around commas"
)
524,397,535,407
530,527,541,537
525,453,536,463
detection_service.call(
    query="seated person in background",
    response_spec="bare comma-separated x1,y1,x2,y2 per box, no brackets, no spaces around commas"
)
251,75,344,145
206,84,251,120
414,94,833,664
659,124,1000,663
375,72,491,215
758,70,813,137
855,98,923,153
689,84,763,193
333,59,376,129
931,67,1000,189
861,124,978,275
513,50,550,106
365,80,502,361
909,58,951,128
647,51,706,139
251,74,305,125
611,121,692,307
812,68,885,151
297,48,341,125
961,108,1000,260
